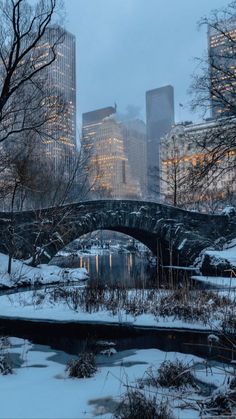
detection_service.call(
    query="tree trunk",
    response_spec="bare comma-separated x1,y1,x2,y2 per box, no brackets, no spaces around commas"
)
7,254,12,275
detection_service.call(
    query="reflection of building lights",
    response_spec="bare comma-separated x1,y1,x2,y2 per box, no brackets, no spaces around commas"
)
130,254,133,269
95,255,99,274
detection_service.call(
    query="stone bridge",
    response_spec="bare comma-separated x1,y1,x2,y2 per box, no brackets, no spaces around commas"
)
0,200,235,268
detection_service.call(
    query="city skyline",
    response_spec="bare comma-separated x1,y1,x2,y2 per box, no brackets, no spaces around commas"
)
64,0,229,131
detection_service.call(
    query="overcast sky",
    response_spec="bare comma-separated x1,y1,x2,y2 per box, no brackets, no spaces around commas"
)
64,0,229,130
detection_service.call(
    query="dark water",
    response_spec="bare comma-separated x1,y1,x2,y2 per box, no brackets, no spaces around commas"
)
79,251,156,288
64,249,204,290
1,317,235,365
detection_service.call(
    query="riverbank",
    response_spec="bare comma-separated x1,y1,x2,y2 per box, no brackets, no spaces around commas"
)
0,253,88,290
1,286,235,334
192,275,236,288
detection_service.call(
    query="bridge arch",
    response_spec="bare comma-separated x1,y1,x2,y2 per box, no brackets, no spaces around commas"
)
0,200,232,267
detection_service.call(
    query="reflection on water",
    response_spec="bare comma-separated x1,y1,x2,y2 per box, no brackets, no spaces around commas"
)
79,252,155,288
76,250,208,290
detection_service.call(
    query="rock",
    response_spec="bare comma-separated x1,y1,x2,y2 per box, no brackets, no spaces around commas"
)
201,254,233,277
100,348,117,356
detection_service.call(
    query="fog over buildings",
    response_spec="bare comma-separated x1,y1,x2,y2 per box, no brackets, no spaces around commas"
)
54,0,233,204
65,0,229,125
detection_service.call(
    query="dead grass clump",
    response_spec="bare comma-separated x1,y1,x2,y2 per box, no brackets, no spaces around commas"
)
0,355,13,375
46,285,233,328
0,336,10,350
230,376,236,389
221,313,236,334
202,393,233,417
200,290,230,307
158,302,205,322
156,360,195,389
158,290,231,323
66,352,97,378
114,389,174,419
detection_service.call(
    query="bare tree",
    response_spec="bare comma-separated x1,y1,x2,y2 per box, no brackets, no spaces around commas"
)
190,1,236,188
0,0,65,146
160,134,191,207
0,135,99,269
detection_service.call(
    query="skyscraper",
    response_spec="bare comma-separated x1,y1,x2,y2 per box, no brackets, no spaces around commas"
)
208,18,236,118
82,106,140,199
146,85,174,199
39,26,77,176
122,119,147,197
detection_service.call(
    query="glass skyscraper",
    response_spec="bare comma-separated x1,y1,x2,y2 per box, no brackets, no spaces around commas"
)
146,85,175,200
39,26,76,177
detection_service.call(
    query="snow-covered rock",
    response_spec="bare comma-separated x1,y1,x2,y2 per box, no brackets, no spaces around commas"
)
0,253,89,290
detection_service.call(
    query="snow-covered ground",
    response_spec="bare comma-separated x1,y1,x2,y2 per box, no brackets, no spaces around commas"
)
192,275,236,289
0,253,89,290
0,288,233,333
0,336,234,419
58,246,111,257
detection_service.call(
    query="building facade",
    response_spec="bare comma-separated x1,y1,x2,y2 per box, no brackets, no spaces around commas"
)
122,119,147,198
160,119,236,210
208,18,236,118
146,85,174,200
39,26,77,178
82,107,141,199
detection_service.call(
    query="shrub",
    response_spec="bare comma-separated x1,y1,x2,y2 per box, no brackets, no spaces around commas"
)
156,360,195,388
221,314,236,334
0,336,10,350
230,376,236,389
203,393,232,416
66,352,97,378
114,389,174,419
0,355,13,375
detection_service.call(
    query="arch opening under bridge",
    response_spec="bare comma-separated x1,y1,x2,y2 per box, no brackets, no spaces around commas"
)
0,200,232,268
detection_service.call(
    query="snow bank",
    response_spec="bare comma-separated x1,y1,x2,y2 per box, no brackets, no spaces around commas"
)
0,289,222,332
205,240,236,269
192,275,236,289
0,253,89,290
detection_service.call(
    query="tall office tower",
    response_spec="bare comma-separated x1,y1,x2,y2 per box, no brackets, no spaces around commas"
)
122,119,147,198
82,107,140,199
208,18,236,118
39,26,77,177
146,85,174,200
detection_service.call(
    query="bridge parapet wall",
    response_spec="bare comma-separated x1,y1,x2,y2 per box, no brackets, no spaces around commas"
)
0,200,234,268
